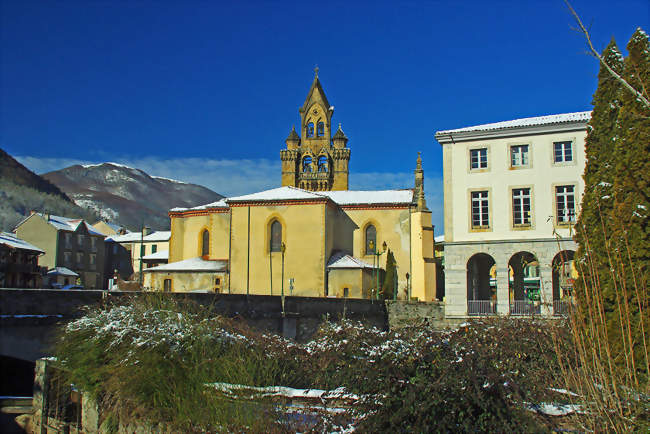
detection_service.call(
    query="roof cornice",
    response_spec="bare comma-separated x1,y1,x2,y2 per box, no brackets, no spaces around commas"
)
435,121,588,145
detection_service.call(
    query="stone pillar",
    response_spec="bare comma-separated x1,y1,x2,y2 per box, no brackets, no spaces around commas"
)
539,265,554,316
33,358,49,434
81,393,100,433
496,266,510,315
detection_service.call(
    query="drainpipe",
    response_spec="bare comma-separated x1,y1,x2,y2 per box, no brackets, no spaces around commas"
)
228,208,232,294
246,206,250,296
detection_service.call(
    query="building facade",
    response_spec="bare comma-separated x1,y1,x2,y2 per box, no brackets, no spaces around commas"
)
14,213,106,289
145,75,437,299
435,112,588,318
0,232,45,288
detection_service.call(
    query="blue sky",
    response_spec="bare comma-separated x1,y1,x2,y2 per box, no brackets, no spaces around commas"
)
1,0,648,232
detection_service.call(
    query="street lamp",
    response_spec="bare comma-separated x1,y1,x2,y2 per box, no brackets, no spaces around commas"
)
281,242,286,316
369,240,387,300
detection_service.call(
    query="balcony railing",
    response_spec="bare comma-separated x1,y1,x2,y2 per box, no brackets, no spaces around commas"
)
553,300,571,316
467,300,497,316
299,172,331,181
509,300,541,316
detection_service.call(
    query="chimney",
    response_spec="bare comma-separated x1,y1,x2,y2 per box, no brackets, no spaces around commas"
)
142,226,152,236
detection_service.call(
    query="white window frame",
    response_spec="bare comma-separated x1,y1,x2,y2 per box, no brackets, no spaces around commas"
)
471,190,490,229
510,144,530,168
512,188,532,226
553,141,573,164
470,148,488,170
555,185,576,225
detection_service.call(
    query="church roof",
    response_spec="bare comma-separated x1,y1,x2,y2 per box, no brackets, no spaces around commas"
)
226,186,325,203
332,124,348,140
143,257,227,272
169,199,229,212
301,74,331,113
320,189,414,205
327,251,375,269
286,125,300,141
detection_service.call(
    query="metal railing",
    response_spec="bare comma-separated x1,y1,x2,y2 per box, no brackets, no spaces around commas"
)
467,300,497,316
509,300,541,316
553,300,571,316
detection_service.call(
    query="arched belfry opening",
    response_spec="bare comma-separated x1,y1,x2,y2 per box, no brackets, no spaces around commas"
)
280,68,350,191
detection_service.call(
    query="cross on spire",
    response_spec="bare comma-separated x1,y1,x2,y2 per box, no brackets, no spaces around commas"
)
314,65,319,78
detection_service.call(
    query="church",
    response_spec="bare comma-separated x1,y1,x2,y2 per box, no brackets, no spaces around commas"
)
144,72,437,300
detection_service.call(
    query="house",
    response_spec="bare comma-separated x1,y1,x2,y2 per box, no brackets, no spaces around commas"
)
92,220,128,237
0,232,45,288
434,111,588,317
106,229,170,281
14,213,106,289
144,73,437,299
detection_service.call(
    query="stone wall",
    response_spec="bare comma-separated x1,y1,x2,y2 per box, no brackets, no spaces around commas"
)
385,300,462,329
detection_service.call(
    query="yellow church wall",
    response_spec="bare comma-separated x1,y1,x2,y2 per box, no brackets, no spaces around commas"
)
144,271,227,293
341,207,412,291
410,210,436,301
169,211,230,263
327,268,367,299
229,201,327,297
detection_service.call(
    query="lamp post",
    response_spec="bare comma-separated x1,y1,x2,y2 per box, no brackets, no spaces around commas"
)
281,242,286,316
370,241,387,300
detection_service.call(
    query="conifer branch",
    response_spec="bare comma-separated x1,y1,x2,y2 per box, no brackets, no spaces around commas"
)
565,1,650,109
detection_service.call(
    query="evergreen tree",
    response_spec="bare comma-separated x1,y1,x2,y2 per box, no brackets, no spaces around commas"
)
609,28,650,374
381,250,397,300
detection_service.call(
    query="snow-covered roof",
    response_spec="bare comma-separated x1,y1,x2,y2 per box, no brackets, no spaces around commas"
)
106,232,143,243
142,250,169,261
0,232,44,253
227,186,324,203
436,111,591,135
327,251,375,269
143,257,227,272
143,231,171,242
320,189,413,205
47,267,79,277
434,234,444,243
33,213,105,236
170,199,229,212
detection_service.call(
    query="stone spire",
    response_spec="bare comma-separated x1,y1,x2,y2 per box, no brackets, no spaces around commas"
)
414,152,427,211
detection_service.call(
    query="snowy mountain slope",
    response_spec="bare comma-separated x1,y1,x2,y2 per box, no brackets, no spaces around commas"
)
43,163,224,230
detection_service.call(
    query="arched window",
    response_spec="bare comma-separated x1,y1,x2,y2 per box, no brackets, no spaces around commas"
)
303,156,312,172
318,156,328,172
365,224,377,255
307,122,314,138
317,121,325,136
270,220,282,252
201,229,209,256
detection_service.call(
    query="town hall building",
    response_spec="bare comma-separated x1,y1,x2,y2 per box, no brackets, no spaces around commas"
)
144,72,437,300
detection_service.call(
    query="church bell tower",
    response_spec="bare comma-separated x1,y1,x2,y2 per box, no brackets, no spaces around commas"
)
280,69,350,191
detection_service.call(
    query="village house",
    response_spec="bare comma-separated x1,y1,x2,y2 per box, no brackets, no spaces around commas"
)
144,73,437,299
105,229,170,281
435,112,587,318
14,213,106,289
0,232,45,288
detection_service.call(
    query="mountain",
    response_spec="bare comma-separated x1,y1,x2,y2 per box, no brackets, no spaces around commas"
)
43,163,224,231
0,148,100,231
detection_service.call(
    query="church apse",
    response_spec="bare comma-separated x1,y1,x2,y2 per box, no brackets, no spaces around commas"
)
281,68,350,191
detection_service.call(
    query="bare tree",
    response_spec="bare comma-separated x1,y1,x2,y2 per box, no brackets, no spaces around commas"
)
565,0,650,110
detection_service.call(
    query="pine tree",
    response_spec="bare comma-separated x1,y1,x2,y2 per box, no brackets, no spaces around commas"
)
574,39,624,327
609,28,650,374
381,250,397,300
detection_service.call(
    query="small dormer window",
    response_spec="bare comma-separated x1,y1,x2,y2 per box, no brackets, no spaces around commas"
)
317,121,324,136
318,156,328,172
303,156,312,172
307,122,314,138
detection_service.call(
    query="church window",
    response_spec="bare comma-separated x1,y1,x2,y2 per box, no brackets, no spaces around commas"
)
201,229,209,256
270,220,282,252
307,122,314,138
318,156,328,172
303,156,312,172
317,121,324,136
365,224,377,255
163,279,172,292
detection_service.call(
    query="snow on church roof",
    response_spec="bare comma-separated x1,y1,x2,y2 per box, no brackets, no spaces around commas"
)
436,111,591,135
327,251,375,269
171,187,415,213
